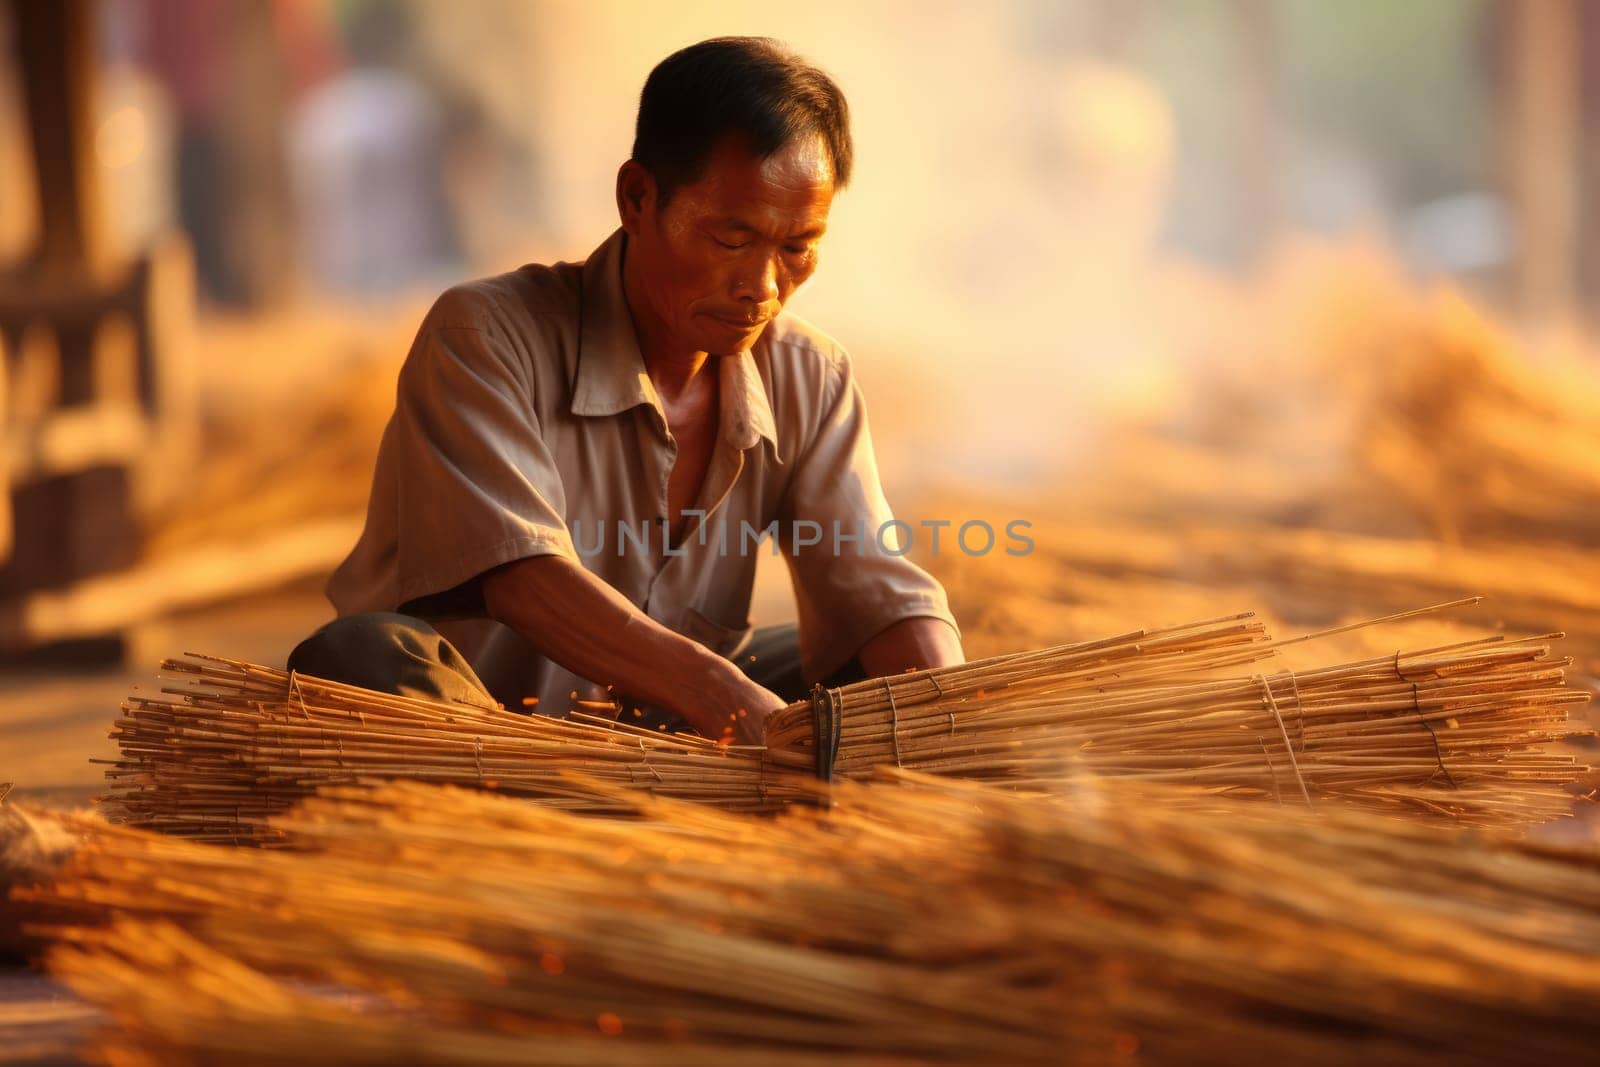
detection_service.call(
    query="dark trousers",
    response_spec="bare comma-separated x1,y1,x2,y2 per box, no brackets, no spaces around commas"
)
286,612,864,731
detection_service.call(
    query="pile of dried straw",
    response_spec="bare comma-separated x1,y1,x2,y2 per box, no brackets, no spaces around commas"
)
19,773,1600,1066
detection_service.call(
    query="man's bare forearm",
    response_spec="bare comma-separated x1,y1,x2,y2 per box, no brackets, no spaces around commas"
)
480,555,779,739
856,616,965,678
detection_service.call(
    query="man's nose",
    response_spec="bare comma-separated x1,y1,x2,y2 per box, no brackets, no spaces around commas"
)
733,250,781,305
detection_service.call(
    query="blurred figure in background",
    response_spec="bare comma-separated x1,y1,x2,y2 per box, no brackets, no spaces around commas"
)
288,0,458,298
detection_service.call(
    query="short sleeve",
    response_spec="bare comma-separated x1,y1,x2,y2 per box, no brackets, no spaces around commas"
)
390,292,577,613
778,346,960,681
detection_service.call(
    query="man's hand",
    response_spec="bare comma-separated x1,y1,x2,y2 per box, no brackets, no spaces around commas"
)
482,555,781,743
695,662,784,745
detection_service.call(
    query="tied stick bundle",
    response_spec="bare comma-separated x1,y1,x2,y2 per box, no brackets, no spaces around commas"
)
22,774,1600,1066
763,605,1593,826
100,602,1592,842
101,659,815,843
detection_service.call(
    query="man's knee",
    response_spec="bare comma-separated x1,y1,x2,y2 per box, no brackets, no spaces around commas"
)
287,612,491,706
288,612,433,672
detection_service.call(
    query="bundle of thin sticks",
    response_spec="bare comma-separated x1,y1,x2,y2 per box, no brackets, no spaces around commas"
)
101,656,813,843
26,773,1600,1066
762,607,1592,826
99,602,1591,842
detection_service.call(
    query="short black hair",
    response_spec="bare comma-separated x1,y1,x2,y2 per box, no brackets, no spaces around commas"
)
632,37,853,203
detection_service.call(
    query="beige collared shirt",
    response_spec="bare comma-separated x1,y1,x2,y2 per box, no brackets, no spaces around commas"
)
327,229,958,714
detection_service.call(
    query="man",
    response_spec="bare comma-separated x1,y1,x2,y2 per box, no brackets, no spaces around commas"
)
290,37,964,744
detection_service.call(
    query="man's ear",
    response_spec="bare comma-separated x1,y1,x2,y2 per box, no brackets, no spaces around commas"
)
615,161,656,235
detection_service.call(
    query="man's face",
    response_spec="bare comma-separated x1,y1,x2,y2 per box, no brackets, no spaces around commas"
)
621,133,836,356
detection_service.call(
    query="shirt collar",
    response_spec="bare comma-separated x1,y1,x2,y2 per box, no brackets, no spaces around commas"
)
720,337,782,462
574,228,781,459
574,229,661,419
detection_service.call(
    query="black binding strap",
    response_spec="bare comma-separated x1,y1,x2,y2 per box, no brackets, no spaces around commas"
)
808,683,843,782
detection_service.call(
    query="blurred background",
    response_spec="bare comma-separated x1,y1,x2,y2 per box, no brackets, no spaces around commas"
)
4,0,1600,800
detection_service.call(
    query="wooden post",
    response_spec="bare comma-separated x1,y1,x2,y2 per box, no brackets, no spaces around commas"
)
9,0,106,282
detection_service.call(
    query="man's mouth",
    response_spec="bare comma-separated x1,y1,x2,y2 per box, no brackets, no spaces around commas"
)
708,312,766,331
